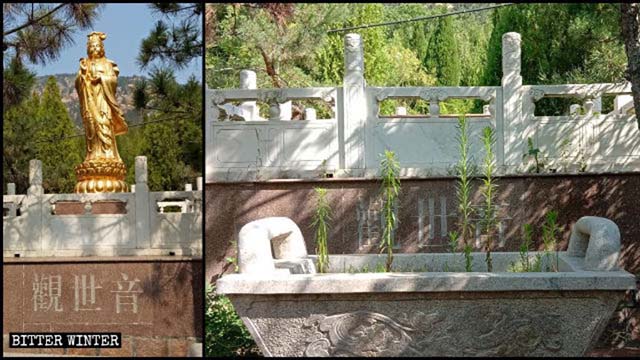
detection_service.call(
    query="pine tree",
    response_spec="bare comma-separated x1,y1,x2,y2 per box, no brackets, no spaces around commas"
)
137,3,203,70
3,4,103,105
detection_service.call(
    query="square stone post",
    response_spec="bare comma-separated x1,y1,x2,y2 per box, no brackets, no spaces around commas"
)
135,156,151,249
501,32,525,169
27,159,44,196
7,183,17,217
342,33,367,172
205,88,219,183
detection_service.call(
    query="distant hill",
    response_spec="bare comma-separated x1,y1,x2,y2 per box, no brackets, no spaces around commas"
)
34,74,146,129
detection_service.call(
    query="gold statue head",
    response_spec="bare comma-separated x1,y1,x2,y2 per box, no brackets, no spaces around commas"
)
86,31,106,59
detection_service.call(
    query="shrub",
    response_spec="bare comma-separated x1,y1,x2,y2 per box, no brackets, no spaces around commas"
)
205,284,260,357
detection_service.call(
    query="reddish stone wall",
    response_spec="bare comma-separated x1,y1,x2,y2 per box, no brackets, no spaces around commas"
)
206,173,640,281
3,257,203,357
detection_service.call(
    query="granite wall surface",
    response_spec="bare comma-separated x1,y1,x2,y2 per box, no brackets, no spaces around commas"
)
3,257,203,357
206,173,640,281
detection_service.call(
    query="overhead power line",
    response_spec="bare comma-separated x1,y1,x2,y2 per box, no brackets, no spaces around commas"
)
32,114,201,144
327,3,517,34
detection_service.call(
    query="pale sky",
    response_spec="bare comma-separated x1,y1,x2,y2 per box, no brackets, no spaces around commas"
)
31,3,201,83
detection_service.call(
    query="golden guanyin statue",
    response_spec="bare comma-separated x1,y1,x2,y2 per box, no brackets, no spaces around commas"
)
75,31,129,193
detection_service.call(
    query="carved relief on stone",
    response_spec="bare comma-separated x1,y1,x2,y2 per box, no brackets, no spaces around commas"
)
527,88,546,115
303,311,417,357
210,91,227,105
302,307,563,357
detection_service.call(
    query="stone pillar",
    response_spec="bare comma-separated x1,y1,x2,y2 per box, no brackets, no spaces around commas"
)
239,70,262,121
304,108,317,120
135,156,151,249
131,184,136,193
196,177,203,191
28,159,44,196
343,33,367,171
396,106,407,116
185,183,193,191
501,32,524,168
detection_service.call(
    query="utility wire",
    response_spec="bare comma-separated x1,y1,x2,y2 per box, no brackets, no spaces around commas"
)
327,3,517,34
31,113,201,144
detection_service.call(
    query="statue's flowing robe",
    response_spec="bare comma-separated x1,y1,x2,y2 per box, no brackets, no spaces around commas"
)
75,58,127,160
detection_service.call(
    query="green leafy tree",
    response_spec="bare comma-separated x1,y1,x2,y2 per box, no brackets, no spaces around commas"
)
33,77,83,193
3,91,40,193
483,4,626,87
425,16,461,86
3,56,36,109
134,69,202,191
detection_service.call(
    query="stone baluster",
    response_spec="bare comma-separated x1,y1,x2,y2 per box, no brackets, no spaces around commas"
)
279,101,292,121
570,104,581,115
584,99,594,116
592,96,602,114
305,108,317,120
239,70,262,121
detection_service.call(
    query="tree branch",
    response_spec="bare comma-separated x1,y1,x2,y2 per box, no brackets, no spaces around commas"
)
3,3,68,36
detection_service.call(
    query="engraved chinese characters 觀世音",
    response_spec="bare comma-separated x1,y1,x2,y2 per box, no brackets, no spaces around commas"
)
74,31,129,193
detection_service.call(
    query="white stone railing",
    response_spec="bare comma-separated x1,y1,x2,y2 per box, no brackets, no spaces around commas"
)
3,157,202,257
519,83,638,172
205,32,638,182
206,86,340,181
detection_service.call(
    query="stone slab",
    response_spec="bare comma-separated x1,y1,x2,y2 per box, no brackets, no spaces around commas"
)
3,259,203,339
